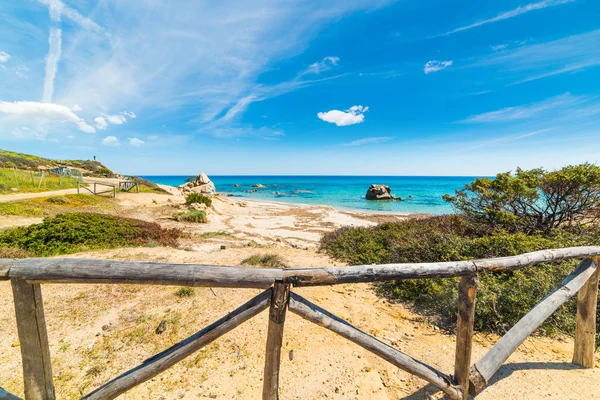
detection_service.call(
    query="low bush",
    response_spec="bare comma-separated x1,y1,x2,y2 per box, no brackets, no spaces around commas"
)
185,193,212,207
321,215,600,342
0,212,181,256
46,196,69,204
128,176,170,194
173,210,207,223
0,246,30,258
175,287,195,297
241,254,287,268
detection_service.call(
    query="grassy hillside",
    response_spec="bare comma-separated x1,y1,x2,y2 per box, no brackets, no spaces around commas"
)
0,149,113,176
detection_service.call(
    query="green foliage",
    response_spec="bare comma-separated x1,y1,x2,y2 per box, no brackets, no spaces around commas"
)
127,176,170,194
185,193,212,207
175,287,195,297
46,196,69,204
0,167,79,193
199,231,232,239
173,210,207,223
0,149,112,175
321,215,600,342
241,254,287,268
0,212,181,256
0,194,114,217
443,163,600,233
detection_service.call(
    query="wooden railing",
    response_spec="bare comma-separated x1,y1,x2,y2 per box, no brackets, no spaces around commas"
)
1,246,599,399
77,182,117,198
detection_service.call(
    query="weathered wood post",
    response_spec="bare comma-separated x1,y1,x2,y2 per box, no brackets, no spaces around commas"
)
93,182,96,195
11,278,55,400
262,282,290,399
573,256,600,368
454,274,477,399
77,181,80,194
113,185,116,198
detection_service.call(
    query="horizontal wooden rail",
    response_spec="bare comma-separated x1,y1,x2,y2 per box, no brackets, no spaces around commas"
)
469,258,598,395
83,289,272,400
288,292,463,400
2,247,599,285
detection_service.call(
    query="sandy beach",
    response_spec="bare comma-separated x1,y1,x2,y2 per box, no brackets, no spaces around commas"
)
1,187,599,399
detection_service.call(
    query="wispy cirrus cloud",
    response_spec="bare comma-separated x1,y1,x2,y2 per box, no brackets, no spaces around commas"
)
458,93,589,123
472,30,600,85
318,105,369,126
438,0,576,37
0,52,11,63
301,56,340,75
340,136,393,146
424,60,453,74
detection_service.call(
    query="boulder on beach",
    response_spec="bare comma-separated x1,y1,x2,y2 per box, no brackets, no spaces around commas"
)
252,184,267,188
179,172,216,195
365,184,403,201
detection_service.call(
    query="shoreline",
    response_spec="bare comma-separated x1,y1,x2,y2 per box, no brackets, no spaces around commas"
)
158,183,433,217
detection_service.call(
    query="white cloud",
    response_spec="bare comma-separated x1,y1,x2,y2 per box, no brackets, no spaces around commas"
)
128,137,144,148
0,52,11,63
424,60,453,74
106,114,127,125
36,0,106,35
340,136,393,146
14,65,29,79
491,44,507,51
101,135,120,147
42,27,62,103
303,56,340,75
0,101,95,133
94,117,107,129
94,112,135,129
317,105,369,126
71,104,82,111
439,0,575,37
458,93,588,123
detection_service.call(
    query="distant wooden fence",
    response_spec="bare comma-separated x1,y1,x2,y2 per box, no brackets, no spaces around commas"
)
118,180,139,193
1,246,599,399
77,182,116,198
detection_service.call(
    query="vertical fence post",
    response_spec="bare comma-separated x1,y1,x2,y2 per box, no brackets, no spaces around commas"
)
113,185,116,198
263,282,290,400
11,278,55,400
454,274,478,399
93,182,96,195
573,257,600,368
77,181,80,194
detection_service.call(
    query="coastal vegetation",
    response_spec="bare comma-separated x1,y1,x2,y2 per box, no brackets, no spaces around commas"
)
185,192,212,207
172,210,207,223
128,176,170,194
0,167,80,194
0,149,113,176
241,253,288,268
0,194,114,216
0,212,181,256
322,164,600,344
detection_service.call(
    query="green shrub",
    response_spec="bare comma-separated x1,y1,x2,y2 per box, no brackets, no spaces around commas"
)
185,193,212,207
241,254,287,268
0,212,181,256
46,196,69,204
443,163,600,233
321,215,600,342
175,287,195,297
173,210,207,223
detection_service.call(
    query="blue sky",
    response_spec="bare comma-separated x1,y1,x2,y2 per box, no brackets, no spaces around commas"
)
0,0,599,175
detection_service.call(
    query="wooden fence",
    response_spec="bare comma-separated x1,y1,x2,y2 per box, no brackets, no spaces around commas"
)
77,182,116,198
1,246,599,399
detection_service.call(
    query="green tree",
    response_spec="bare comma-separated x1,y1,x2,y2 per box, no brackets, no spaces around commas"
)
443,163,600,233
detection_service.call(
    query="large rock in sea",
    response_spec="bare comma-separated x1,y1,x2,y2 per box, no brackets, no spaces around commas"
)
179,172,216,195
365,184,402,200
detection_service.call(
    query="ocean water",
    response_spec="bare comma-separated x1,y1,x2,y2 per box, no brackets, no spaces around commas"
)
140,175,479,214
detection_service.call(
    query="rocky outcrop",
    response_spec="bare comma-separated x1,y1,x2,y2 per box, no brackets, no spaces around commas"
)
179,172,216,195
252,184,267,188
365,184,403,201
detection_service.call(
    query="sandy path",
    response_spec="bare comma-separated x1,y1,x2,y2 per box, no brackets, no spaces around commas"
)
0,188,81,203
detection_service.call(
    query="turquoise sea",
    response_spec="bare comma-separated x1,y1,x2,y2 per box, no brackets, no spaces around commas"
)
140,176,479,214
